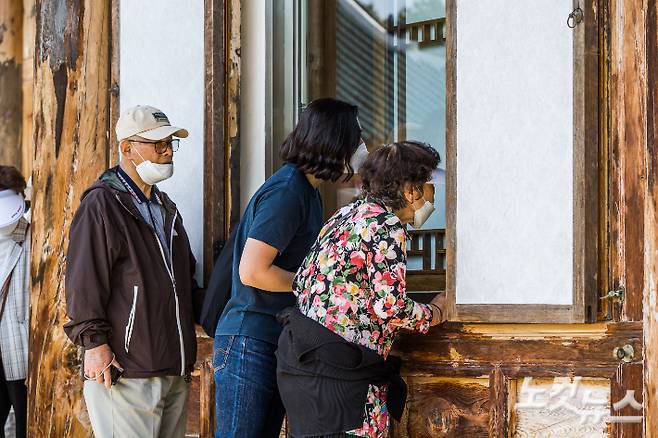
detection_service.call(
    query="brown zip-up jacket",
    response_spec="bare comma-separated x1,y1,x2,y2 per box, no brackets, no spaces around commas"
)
64,168,203,378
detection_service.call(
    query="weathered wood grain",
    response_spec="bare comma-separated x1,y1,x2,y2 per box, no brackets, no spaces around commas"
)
28,0,111,436
489,367,508,437
203,0,226,280
512,377,610,437
21,0,36,178
0,0,23,169
393,377,490,438
199,357,215,438
226,0,241,233
107,0,119,166
203,0,241,280
607,0,648,323
644,0,658,434
611,363,643,437
394,322,642,377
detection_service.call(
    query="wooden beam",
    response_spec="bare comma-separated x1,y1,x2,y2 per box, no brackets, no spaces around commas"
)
21,0,36,178
199,358,215,438
203,0,227,280
28,0,111,436
107,0,120,166
394,322,642,376
611,363,643,437
226,0,241,232
608,0,648,323
0,0,23,169
203,0,240,280
488,367,508,437
644,0,658,433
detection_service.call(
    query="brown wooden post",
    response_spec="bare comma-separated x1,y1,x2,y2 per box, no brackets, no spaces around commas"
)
21,0,36,178
607,0,648,324
0,0,23,169
199,358,216,438
644,0,658,434
28,0,112,436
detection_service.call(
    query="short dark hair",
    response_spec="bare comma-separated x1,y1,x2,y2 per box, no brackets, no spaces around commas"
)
360,141,440,210
279,98,361,182
0,166,26,196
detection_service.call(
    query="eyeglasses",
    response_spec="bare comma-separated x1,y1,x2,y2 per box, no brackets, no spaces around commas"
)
132,139,180,153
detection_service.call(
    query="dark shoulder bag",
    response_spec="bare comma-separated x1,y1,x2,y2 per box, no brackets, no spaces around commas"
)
200,226,239,337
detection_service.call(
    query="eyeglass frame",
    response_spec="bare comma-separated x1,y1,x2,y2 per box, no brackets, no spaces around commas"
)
130,138,180,154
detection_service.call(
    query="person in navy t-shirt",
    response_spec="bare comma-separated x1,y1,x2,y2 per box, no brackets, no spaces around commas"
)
214,98,368,438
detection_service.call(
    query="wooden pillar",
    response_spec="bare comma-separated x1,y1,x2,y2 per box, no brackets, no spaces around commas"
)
21,0,36,178
607,0,655,434
0,0,23,169
644,0,658,434
28,0,111,436
607,0,648,323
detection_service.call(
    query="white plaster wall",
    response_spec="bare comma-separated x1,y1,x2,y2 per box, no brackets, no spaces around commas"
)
455,0,574,305
240,0,267,213
120,0,205,283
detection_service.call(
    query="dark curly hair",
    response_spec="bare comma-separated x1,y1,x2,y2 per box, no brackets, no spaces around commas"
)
360,141,440,210
279,98,361,182
0,166,26,196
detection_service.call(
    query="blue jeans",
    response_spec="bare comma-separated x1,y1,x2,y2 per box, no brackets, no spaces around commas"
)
213,335,285,438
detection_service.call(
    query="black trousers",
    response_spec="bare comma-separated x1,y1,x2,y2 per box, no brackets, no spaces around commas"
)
0,360,26,438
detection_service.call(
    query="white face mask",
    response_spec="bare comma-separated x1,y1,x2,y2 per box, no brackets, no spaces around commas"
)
132,149,174,185
411,199,435,229
347,141,369,173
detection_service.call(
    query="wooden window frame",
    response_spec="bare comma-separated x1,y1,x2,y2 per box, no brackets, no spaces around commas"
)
445,0,600,323
203,0,242,282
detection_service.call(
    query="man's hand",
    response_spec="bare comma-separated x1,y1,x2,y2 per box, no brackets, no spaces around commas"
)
429,292,450,326
84,344,123,389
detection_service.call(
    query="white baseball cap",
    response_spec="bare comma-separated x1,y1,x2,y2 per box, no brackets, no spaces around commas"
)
0,190,25,228
116,105,189,142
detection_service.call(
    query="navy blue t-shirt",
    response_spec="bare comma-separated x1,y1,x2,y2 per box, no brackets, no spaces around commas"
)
215,163,323,345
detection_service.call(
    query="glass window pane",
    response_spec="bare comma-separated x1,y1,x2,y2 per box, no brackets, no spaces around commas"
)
272,0,447,292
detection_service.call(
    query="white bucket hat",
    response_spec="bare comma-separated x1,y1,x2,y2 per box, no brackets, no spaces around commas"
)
0,190,25,228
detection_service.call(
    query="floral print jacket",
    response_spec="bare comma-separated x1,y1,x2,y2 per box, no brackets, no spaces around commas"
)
293,198,432,437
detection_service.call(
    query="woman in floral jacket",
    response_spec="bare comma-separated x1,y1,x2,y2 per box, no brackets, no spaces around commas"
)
288,141,449,437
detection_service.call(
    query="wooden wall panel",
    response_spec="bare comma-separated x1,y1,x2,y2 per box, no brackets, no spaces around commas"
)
28,0,111,436
511,377,610,437
392,377,490,438
0,0,23,169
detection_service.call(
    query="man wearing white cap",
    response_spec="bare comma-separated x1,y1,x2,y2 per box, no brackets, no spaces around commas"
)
0,166,30,438
64,105,203,438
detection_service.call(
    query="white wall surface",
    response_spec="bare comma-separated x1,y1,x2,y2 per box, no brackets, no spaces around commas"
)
455,0,574,305
240,0,267,213
120,0,205,283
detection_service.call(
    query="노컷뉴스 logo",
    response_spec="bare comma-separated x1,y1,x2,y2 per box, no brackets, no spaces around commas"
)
515,376,643,426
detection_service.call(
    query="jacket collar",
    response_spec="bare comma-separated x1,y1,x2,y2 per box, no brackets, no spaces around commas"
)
97,167,177,216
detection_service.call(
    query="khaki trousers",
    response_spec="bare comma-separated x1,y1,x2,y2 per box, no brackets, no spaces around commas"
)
83,376,189,438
